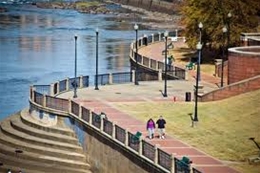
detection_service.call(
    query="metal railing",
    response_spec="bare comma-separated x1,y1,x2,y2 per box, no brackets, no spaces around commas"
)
129,31,187,81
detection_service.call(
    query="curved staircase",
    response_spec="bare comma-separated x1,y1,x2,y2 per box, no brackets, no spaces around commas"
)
0,109,91,173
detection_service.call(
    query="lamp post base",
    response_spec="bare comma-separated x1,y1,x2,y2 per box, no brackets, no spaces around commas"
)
191,120,199,127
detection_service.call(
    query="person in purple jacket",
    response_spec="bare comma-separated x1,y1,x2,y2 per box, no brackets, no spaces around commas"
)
146,118,156,139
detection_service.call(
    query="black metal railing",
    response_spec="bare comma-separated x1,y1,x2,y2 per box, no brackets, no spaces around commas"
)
97,73,109,85
34,85,50,95
59,79,67,93
112,72,131,84
82,107,90,123
142,141,155,161
115,125,126,144
103,119,113,136
158,148,171,171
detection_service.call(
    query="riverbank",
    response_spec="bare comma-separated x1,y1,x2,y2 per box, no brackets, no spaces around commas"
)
35,0,182,30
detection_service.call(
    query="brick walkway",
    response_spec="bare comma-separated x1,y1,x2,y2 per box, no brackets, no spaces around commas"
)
61,41,240,173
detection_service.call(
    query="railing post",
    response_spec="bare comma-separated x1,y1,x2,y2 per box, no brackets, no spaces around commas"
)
30,86,34,101
154,144,160,165
68,99,72,114
89,109,93,124
132,70,136,83
171,153,175,173
148,58,151,68
43,94,47,107
158,32,161,41
50,83,54,96
56,81,60,94
112,122,116,139
141,55,144,65
138,137,143,156
151,34,154,43
109,73,113,84
79,104,82,119
125,129,129,147
100,117,104,132
158,69,162,81
66,77,70,91
79,76,83,88
185,69,189,80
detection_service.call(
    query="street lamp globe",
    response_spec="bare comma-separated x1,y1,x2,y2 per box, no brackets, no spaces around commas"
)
222,26,227,33
198,22,203,29
196,42,202,50
134,24,138,31
164,30,169,37
228,12,232,18
96,28,99,33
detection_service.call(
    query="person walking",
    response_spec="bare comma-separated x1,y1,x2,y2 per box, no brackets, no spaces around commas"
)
156,115,166,139
146,118,156,139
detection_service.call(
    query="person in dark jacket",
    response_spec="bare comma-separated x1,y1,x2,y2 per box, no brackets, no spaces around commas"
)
156,115,166,139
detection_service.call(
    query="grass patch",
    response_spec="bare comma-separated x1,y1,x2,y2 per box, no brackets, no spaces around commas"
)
112,89,260,173
75,1,101,8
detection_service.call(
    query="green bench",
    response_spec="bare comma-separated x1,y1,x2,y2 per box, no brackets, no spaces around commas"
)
131,131,142,144
176,156,192,171
185,62,195,70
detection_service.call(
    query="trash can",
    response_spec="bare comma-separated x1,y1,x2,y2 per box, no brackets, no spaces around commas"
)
185,92,191,102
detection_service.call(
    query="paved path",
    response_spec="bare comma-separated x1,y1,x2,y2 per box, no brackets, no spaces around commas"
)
59,42,239,173
138,41,223,86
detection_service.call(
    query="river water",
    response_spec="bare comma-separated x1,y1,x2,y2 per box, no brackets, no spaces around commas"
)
0,2,157,120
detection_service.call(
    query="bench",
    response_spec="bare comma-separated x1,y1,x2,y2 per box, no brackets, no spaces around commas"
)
185,62,195,70
131,131,142,144
167,42,174,49
176,156,192,171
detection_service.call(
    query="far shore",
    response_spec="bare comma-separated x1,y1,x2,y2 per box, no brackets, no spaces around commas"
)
34,1,183,30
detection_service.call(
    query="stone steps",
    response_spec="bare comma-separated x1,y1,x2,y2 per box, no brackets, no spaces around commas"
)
0,110,92,173
0,131,86,162
0,130,86,161
0,143,90,170
0,120,83,153
0,162,45,173
11,114,79,145
20,109,76,137
0,152,91,173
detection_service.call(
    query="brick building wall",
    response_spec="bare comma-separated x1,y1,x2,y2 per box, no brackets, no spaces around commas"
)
228,46,260,84
200,46,260,102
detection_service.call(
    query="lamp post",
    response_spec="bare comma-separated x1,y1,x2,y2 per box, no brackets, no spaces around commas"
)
163,30,169,97
221,26,227,87
194,42,202,122
198,22,203,81
227,12,232,50
73,35,78,98
95,28,99,90
134,24,139,85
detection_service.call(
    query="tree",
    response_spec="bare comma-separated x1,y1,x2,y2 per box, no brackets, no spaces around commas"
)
180,0,260,50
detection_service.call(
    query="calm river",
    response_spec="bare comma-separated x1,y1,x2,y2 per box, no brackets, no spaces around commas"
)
0,2,156,120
